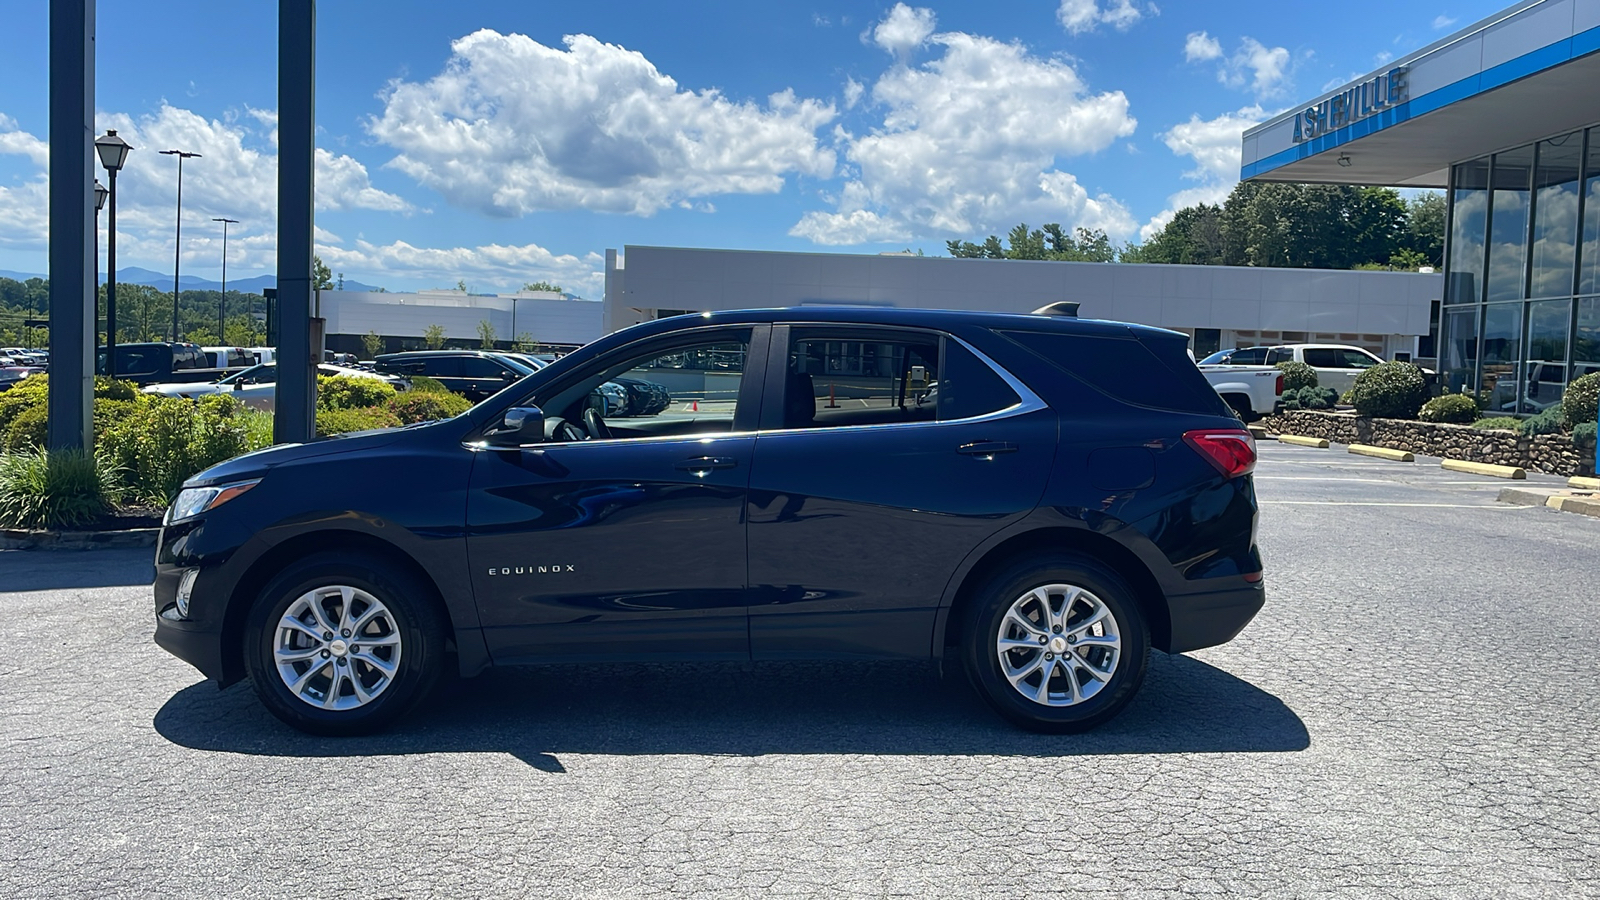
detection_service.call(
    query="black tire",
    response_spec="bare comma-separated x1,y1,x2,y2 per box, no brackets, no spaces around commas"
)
1223,394,1258,422
243,552,446,736
961,553,1150,733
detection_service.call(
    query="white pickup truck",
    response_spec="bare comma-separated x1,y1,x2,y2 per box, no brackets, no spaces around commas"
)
1191,355,1282,421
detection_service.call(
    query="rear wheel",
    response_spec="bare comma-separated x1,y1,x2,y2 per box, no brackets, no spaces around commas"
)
243,552,445,736
962,553,1149,733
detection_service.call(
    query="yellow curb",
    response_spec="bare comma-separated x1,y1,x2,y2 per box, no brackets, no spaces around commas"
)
1441,458,1526,479
1348,444,1414,462
1548,496,1568,509
1246,425,1269,439
1277,434,1330,448
1568,476,1600,490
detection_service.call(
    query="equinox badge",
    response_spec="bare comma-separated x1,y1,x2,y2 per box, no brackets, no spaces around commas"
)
488,565,577,576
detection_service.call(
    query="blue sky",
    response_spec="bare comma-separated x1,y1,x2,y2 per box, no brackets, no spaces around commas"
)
0,0,1505,298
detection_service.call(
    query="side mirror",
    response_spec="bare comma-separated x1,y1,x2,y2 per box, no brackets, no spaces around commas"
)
486,406,545,447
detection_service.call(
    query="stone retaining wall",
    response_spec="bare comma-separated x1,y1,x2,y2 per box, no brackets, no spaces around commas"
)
1259,410,1594,477
0,528,159,551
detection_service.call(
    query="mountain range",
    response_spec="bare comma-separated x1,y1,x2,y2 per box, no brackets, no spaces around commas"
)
0,268,383,294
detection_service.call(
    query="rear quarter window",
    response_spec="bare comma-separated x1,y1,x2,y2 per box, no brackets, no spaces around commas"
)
1001,329,1228,414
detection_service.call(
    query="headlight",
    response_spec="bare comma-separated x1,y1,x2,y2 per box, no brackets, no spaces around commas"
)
166,478,261,524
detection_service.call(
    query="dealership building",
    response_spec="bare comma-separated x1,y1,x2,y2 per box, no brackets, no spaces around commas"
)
602,247,1439,363
1243,0,1600,414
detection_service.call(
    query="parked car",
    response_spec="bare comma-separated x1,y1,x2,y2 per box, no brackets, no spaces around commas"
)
152,306,1264,737
142,362,403,411
373,351,534,402
96,341,246,385
1203,344,1434,396
610,376,673,416
0,366,44,392
201,346,255,369
1194,362,1282,422
1,347,43,366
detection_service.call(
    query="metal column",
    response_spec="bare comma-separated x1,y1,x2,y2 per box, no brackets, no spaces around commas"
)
47,0,95,452
274,0,316,444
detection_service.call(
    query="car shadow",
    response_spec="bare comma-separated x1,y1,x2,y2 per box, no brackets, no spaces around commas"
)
154,653,1308,768
0,547,154,590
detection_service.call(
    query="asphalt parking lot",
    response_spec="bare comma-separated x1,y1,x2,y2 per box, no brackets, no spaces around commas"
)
3,443,1598,898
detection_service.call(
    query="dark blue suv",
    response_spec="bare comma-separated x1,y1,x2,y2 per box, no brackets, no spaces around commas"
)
153,307,1263,735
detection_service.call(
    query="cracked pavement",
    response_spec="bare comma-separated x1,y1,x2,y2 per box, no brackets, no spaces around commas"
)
1,442,1597,898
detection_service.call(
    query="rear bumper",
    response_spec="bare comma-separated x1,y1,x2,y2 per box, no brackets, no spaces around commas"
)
1164,577,1265,653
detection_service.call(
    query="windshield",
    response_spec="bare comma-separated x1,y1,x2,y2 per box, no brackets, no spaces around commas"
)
495,353,542,374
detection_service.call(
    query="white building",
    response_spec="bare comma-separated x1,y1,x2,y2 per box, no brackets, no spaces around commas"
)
317,288,603,356
603,246,1442,362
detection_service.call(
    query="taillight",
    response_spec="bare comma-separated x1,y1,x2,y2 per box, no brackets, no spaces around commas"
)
1183,429,1257,479
1275,373,1284,395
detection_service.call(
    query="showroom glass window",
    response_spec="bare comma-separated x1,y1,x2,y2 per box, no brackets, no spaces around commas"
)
1581,129,1600,295
1486,146,1533,304
1439,307,1478,396
1530,132,1582,299
1522,299,1570,413
1576,299,1600,382
1446,157,1489,305
1480,303,1523,411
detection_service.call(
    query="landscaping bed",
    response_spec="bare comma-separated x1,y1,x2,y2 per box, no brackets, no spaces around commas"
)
1260,409,1594,476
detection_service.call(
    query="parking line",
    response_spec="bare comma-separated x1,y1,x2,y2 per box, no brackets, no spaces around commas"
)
1262,501,1536,508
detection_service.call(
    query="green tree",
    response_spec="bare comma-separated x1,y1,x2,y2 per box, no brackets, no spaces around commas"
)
1405,192,1446,266
522,280,564,293
313,255,334,291
361,330,383,359
423,324,447,350
513,332,537,353
476,319,497,350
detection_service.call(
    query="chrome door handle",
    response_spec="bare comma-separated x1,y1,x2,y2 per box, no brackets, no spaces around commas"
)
957,441,1018,457
675,456,738,472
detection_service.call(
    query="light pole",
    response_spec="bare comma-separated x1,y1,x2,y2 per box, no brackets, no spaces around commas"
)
96,129,134,377
160,148,202,342
94,180,106,343
212,218,239,343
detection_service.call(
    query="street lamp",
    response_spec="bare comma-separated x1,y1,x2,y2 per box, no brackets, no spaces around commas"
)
159,147,202,342
212,218,239,344
95,129,133,377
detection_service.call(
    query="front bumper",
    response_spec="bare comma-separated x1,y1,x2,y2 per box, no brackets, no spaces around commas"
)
1164,576,1265,654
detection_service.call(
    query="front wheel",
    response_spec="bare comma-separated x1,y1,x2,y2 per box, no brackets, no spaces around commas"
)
962,554,1149,733
243,552,446,736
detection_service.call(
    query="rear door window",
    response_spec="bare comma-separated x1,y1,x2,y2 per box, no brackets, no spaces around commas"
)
459,357,511,379
1302,348,1342,368
1228,348,1268,365
939,341,1019,421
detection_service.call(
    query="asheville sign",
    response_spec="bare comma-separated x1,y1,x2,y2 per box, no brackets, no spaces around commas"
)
1293,67,1409,143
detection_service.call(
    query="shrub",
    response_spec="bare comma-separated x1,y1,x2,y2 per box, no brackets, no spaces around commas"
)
408,375,451,394
387,390,472,424
316,406,401,437
1518,403,1566,437
100,395,252,503
1347,362,1429,419
1563,372,1600,429
1275,361,1318,391
1574,421,1597,448
1473,417,1520,431
1279,385,1338,411
317,374,397,411
1418,394,1480,424
239,408,274,451
94,377,140,401
0,448,123,530
4,403,47,451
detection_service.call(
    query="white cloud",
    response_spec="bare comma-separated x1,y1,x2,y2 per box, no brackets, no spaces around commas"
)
843,77,865,109
1433,14,1457,30
1184,31,1222,62
0,104,412,279
369,29,837,218
792,30,1138,245
0,114,49,167
1189,35,1293,98
1058,0,1152,35
315,239,606,299
870,3,937,57
1140,106,1265,240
